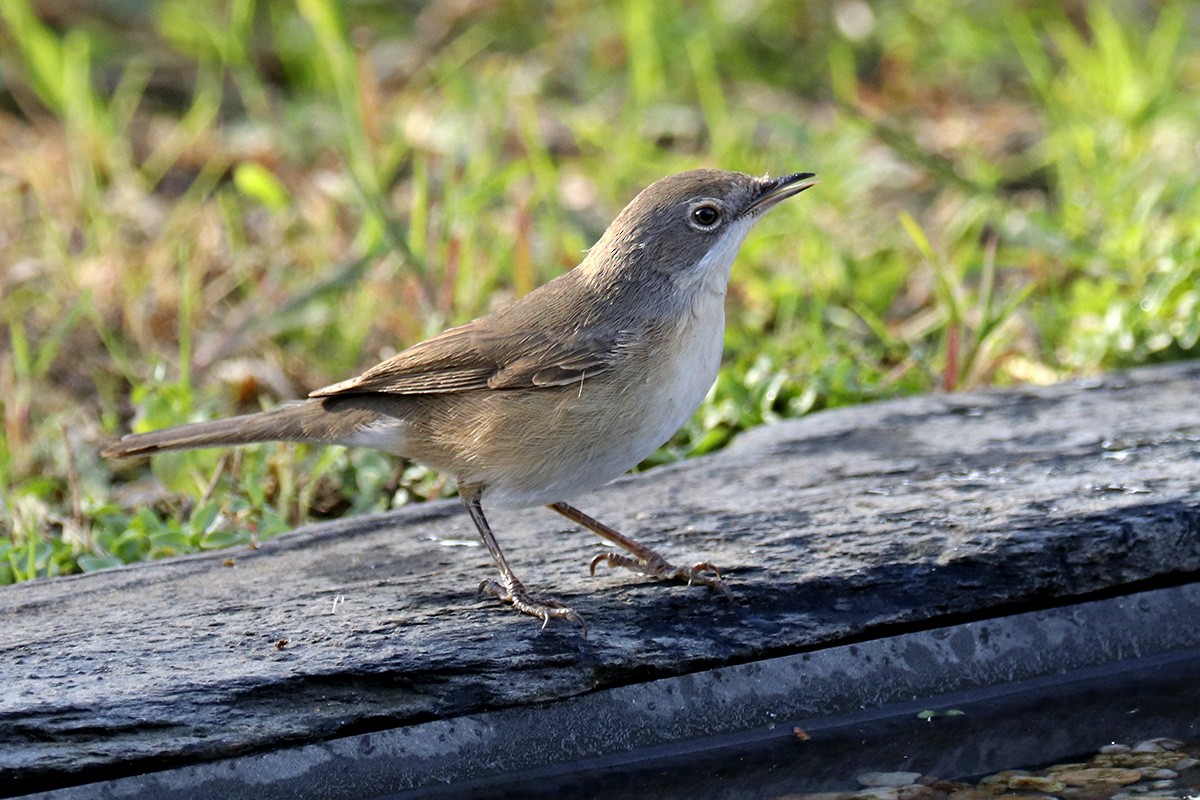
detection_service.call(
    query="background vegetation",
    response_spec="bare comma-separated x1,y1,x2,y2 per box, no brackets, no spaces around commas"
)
1,0,1198,583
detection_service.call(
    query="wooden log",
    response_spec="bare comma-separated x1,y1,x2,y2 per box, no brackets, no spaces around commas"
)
3,362,1199,794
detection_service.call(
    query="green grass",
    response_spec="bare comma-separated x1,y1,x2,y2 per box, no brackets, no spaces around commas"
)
1,0,1198,583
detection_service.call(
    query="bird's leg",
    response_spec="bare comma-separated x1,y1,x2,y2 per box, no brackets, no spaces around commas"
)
546,502,727,594
460,486,586,631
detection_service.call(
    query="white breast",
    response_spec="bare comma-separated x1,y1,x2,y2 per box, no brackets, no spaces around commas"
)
635,292,726,453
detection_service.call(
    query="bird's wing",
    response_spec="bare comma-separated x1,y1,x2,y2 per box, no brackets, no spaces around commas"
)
309,319,627,398
310,323,491,396
485,329,626,389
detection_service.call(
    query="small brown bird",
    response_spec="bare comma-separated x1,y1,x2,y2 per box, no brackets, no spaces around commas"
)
103,169,817,628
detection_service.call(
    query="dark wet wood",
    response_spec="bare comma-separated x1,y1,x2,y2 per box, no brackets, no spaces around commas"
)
4,362,1200,792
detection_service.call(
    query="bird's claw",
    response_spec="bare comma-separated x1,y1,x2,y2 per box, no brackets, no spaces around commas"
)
589,551,728,594
479,579,587,632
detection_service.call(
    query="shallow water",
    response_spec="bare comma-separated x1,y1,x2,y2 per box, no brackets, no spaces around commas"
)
394,650,1200,800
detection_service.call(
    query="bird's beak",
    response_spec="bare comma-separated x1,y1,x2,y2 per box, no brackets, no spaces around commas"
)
743,172,818,217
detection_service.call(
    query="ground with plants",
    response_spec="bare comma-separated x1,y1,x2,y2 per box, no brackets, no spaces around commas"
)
1,0,1197,583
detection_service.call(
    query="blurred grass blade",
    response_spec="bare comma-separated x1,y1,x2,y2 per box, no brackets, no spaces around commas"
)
1,0,67,112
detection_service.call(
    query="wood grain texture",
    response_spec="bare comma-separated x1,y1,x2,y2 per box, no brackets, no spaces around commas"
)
3,361,1200,791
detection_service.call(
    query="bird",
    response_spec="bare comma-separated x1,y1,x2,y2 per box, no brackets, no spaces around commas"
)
103,168,817,629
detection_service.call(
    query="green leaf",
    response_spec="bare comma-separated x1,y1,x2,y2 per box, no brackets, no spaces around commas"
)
233,162,291,210
201,529,251,550
189,501,221,535
78,554,124,572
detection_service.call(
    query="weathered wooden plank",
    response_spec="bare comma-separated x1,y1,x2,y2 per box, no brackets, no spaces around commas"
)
3,361,1199,793
25,585,1200,800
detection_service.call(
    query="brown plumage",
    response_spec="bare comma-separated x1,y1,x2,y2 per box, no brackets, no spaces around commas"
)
103,168,817,629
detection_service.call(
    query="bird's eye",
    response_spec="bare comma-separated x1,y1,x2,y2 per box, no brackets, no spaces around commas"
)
688,203,722,230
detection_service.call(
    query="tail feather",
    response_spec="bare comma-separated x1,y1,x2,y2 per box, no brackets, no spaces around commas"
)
102,401,335,458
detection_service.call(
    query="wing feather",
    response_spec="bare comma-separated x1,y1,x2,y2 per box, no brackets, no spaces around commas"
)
310,324,496,397
310,305,629,398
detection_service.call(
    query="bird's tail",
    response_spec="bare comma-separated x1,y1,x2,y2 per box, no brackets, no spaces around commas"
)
102,401,329,458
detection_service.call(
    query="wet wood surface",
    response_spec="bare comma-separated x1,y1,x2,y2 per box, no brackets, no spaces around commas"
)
3,361,1199,793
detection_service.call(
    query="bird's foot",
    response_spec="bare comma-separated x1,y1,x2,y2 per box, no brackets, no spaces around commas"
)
479,579,587,632
589,549,728,594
